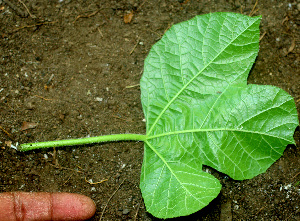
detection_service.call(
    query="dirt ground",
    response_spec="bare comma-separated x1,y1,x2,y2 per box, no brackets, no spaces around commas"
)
1,0,299,220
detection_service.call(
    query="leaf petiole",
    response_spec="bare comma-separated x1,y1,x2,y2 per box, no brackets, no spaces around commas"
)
19,134,147,151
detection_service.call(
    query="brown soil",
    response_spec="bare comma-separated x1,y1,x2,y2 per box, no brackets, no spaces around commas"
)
1,0,299,220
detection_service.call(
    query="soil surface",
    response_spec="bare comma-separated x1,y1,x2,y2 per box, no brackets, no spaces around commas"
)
1,0,300,220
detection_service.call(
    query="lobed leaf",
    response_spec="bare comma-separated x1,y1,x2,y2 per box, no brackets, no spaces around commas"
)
140,12,298,218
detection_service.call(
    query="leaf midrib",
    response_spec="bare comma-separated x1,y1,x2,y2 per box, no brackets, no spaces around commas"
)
146,128,294,143
146,15,259,136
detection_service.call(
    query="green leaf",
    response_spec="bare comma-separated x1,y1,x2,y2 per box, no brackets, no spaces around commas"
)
140,12,298,218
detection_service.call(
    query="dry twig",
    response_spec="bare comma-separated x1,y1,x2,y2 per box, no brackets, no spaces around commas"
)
282,16,289,25
63,173,75,186
12,21,57,33
33,95,53,101
85,177,108,185
136,0,147,11
0,125,13,139
133,198,142,221
259,31,267,41
292,171,300,180
130,37,140,55
18,0,35,18
249,0,259,17
99,179,125,221
97,27,104,37
125,84,140,89
73,10,100,23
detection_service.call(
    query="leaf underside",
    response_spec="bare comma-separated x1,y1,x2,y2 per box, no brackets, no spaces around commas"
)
140,12,298,219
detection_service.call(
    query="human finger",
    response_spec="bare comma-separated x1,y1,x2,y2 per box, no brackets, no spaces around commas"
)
0,192,96,221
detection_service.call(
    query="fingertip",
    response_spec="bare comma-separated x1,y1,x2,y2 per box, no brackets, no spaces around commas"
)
76,194,97,219
52,193,96,221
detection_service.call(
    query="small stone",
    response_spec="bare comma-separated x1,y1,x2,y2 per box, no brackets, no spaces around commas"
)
91,187,96,192
234,204,239,210
122,208,130,215
95,97,103,102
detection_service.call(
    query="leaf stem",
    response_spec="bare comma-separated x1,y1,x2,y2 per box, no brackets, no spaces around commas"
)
19,134,147,151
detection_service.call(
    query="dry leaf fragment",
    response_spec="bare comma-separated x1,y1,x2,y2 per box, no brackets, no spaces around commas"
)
5,140,12,147
285,39,295,56
21,122,38,131
124,11,134,24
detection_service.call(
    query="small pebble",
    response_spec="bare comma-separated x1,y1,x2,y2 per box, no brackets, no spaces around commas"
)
122,208,130,215
95,97,103,102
